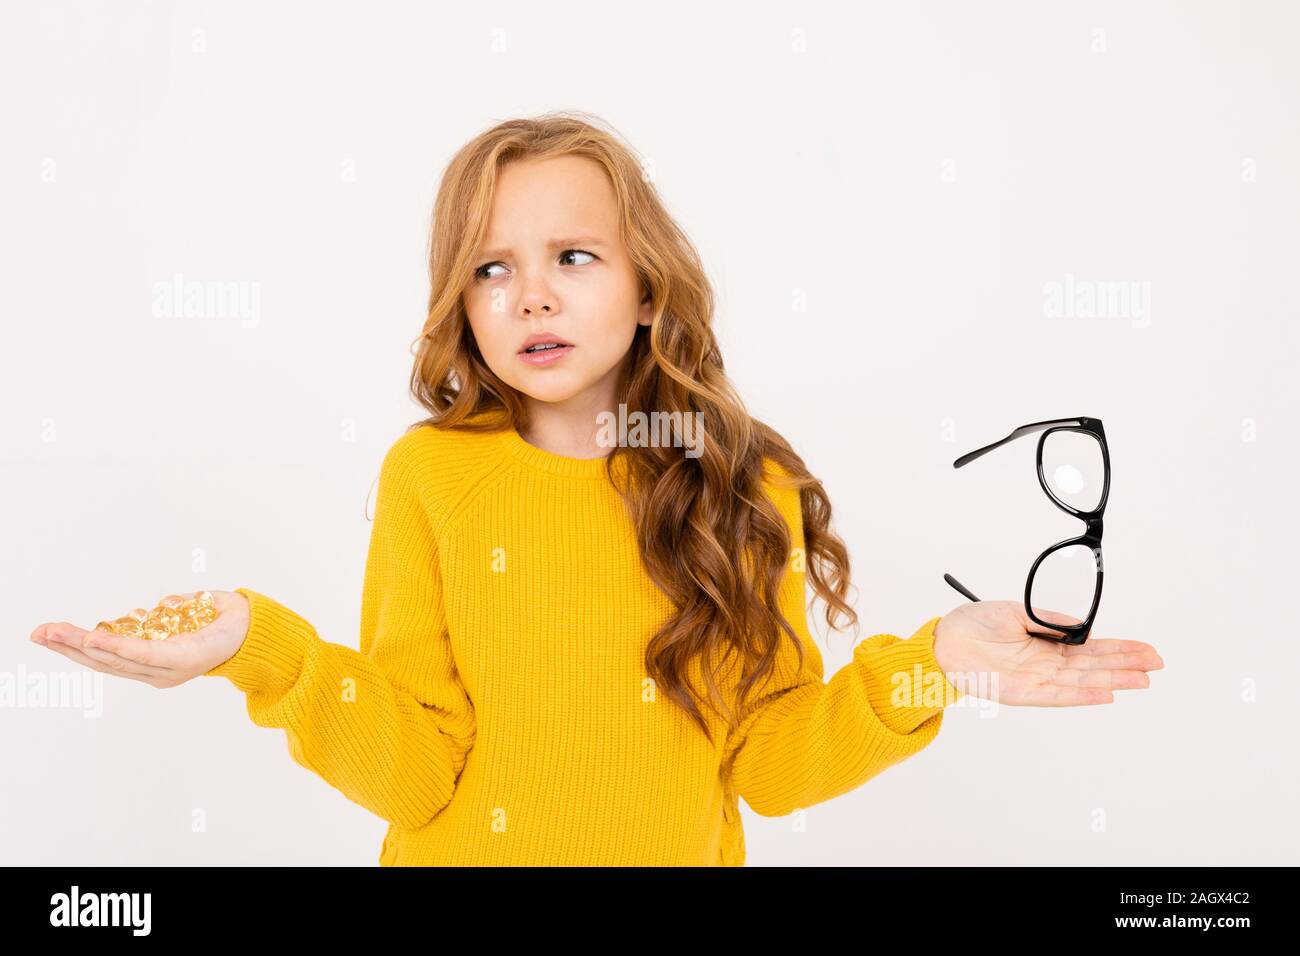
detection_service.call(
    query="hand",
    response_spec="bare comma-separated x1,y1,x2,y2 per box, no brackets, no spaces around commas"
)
932,601,1163,706
29,590,251,689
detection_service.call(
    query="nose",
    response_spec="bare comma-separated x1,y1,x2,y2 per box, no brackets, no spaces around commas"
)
518,277,556,318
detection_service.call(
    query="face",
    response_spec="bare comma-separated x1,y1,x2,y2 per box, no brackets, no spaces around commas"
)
462,154,653,416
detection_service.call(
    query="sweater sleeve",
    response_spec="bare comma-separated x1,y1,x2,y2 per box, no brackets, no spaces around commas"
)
721,468,962,819
202,434,477,831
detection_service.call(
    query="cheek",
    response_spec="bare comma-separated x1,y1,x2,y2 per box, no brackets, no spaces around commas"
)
581,279,640,334
465,304,506,356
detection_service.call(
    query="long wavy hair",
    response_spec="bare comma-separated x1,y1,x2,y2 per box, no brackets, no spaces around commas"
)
407,111,859,745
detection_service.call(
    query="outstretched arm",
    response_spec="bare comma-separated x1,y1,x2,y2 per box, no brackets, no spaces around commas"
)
204,434,476,830
722,472,960,819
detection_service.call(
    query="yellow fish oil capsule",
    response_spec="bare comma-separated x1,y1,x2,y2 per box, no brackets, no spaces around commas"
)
97,591,221,640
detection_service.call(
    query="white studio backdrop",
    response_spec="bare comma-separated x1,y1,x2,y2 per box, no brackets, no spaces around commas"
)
2,0,1297,865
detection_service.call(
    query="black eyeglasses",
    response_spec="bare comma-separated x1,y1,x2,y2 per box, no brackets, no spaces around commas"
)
944,417,1109,646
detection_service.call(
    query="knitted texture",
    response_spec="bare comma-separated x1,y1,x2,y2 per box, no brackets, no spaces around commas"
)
205,414,963,865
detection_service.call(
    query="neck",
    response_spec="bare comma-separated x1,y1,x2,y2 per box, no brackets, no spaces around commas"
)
520,399,618,460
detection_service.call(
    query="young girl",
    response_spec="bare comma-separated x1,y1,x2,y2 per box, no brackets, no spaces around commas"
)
30,113,1163,866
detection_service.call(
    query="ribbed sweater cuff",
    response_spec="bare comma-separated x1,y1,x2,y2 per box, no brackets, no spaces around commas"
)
202,587,315,695
856,616,964,735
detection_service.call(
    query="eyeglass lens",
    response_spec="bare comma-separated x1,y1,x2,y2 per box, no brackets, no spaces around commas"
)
1041,430,1105,512
1030,543,1101,624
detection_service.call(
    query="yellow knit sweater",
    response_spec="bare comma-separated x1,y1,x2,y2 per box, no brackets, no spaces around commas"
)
204,413,963,865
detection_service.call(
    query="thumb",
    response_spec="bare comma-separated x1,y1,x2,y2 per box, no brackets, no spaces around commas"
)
1020,604,1084,631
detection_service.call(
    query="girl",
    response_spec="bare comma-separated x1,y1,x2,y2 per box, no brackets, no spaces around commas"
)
30,112,1163,866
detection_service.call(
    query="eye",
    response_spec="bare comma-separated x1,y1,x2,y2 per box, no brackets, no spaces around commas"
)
473,262,507,282
560,249,597,266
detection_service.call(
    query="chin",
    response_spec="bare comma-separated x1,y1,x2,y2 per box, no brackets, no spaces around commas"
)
509,377,586,404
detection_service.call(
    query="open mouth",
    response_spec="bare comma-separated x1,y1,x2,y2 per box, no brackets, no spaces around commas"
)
519,343,575,365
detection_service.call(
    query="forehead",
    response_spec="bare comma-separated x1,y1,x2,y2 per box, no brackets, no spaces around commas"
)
481,155,619,247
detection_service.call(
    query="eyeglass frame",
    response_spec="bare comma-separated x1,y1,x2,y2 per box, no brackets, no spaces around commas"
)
943,416,1109,646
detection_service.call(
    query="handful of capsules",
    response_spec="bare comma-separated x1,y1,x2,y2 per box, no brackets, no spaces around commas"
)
94,590,218,641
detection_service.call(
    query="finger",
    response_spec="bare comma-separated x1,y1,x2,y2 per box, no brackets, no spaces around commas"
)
1059,650,1164,672
46,627,175,679
82,628,187,670
1052,666,1151,690
1062,638,1161,659
79,642,175,679
1020,683,1115,706
48,623,186,668
38,638,161,685
40,621,87,643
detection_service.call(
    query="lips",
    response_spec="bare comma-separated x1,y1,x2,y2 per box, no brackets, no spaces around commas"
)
518,343,575,366
519,332,575,354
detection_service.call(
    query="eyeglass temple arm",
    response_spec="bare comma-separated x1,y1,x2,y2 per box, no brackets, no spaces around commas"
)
943,571,1077,640
944,573,980,602
952,417,1091,468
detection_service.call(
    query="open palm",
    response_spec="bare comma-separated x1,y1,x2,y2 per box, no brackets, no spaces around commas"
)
932,600,1163,706
29,590,250,688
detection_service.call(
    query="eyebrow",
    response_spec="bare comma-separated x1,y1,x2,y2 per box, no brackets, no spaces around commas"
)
475,236,608,261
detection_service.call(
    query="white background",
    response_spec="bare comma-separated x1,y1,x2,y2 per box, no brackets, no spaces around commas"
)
2,0,1297,865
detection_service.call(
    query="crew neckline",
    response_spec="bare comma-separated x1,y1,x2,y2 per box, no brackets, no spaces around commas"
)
497,422,629,481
